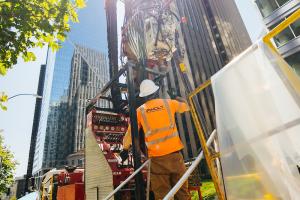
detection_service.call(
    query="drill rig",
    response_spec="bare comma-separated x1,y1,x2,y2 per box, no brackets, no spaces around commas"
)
85,0,205,199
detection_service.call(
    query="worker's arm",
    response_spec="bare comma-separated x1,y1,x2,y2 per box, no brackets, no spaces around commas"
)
123,113,142,149
123,125,132,150
121,112,141,161
121,124,141,161
172,97,190,113
120,126,132,162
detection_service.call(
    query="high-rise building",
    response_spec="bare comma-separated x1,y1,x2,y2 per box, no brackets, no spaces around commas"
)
25,64,46,191
43,99,70,168
51,98,71,167
255,0,300,76
68,44,109,153
42,44,110,169
169,0,252,158
32,0,108,177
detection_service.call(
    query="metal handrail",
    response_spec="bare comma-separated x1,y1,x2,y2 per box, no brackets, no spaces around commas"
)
163,130,217,200
103,159,151,200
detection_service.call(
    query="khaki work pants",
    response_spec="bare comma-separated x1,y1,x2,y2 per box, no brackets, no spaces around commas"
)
150,152,190,200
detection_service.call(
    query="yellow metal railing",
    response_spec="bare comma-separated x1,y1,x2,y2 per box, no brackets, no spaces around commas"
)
41,176,54,200
263,8,300,96
187,8,300,200
188,80,225,200
262,9,300,52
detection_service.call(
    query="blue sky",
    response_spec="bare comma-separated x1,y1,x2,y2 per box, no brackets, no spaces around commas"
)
0,0,264,177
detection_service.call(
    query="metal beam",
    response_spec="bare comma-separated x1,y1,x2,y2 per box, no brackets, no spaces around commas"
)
127,65,145,200
106,0,122,110
86,65,128,112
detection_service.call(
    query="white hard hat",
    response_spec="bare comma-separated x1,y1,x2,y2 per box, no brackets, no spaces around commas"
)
139,79,159,97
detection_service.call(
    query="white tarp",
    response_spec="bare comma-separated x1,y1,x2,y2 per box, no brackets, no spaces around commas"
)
211,41,300,200
18,192,40,200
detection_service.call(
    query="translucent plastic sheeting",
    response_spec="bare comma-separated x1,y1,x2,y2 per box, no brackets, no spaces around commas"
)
211,41,300,200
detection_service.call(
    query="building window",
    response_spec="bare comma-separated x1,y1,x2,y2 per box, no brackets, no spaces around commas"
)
78,159,83,166
256,0,278,17
285,51,300,77
291,19,300,37
276,0,290,6
256,0,291,17
270,18,300,47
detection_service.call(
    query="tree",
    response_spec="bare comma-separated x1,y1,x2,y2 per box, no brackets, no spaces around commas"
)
0,133,17,195
0,93,8,111
0,0,86,110
0,0,86,74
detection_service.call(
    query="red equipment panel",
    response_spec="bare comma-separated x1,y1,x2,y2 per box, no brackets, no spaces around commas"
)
87,109,147,188
57,170,84,186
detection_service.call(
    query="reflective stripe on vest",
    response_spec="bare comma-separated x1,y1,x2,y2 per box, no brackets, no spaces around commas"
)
146,131,179,146
140,99,174,137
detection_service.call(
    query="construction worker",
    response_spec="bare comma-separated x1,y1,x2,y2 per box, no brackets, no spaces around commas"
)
120,79,190,200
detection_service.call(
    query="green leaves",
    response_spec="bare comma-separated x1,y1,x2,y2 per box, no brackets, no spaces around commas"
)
0,63,7,76
70,9,79,23
0,0,85,76
49,41,60,51
57,33,66,42
0,93,8,111
0,94,8,102
22,52,36,62
0,104,7,111
0,134,17,194
75,0,86,8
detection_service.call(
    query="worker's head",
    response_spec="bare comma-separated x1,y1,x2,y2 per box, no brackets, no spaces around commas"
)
139,79,160,100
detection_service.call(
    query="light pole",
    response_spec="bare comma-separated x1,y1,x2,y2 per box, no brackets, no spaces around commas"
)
7,94,42,101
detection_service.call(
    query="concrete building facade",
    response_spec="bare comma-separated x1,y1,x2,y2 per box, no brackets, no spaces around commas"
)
170,0,252,158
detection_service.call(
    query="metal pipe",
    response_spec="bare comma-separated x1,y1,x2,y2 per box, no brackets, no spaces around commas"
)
163,130,217,200
103,159,151,200
127,65,145,200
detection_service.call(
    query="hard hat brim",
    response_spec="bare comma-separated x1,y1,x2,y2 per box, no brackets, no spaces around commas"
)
139,85,159,97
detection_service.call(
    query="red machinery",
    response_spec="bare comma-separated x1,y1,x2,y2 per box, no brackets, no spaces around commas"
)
86,109,147,199
40,168,84,200
56,168,84,200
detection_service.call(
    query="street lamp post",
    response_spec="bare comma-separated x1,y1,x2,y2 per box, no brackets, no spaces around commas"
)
7,94,42,101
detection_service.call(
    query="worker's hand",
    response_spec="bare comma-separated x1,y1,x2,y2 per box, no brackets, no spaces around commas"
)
120,149,129,162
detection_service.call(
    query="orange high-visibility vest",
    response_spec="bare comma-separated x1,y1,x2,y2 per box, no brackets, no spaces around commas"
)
123,98,189,157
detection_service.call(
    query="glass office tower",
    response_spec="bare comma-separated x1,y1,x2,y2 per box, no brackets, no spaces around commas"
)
32,0,108,176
